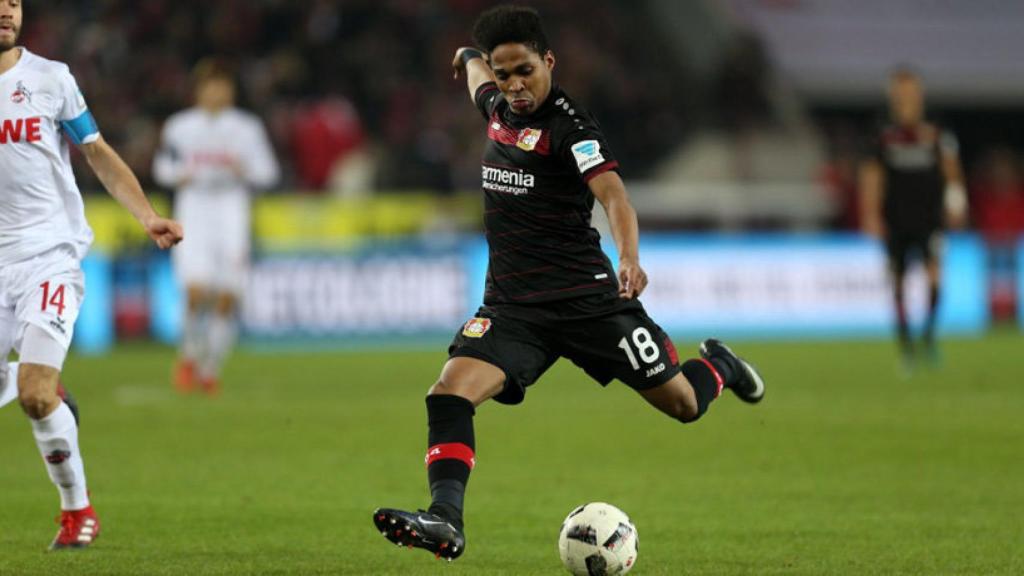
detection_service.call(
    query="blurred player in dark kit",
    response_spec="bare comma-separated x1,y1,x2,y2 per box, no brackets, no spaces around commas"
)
372,5,765,561
860,68,966,367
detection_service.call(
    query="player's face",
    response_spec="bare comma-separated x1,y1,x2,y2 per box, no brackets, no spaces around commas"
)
196,77,236,110
0,0,23,52
489,42,555,115
889,76,924,126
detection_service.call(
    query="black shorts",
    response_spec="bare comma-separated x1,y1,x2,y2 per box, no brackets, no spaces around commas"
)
448,294,682,405
886,230,942,275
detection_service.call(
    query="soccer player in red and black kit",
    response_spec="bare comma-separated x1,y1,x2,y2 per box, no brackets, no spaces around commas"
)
860,68,966,367
372,5,765,561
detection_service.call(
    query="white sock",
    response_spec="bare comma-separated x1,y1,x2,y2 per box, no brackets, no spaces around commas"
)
200,314,236,381
31,402,90,511
181,308,207,363
0,362,17,409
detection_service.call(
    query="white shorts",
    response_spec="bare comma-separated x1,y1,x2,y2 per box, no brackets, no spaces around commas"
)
0,246,84,370
172,190,250,295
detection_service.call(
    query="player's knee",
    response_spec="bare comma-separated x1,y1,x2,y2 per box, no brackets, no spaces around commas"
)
641,377,700,423
428,376,474,401
17,364,60,419
673,400,700,424
429,358,505,405
678,406,703,424
186,286,208,311
214,294,237,316
428,377,451,396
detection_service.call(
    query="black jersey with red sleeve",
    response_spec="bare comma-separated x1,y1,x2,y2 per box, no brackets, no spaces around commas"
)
473,81,621,305
869,121,957,234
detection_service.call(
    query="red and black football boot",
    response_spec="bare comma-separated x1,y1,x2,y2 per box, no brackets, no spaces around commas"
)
699,338,766,404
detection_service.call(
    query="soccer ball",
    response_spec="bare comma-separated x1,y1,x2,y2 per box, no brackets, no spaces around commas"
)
558,502,638,575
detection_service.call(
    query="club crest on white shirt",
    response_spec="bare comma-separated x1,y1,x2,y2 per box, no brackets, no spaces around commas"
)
10,81,32,104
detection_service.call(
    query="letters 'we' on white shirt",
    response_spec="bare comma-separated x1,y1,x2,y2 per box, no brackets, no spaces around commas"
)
0,48,98,266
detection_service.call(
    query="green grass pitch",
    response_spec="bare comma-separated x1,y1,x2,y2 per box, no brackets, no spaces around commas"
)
1,333,1022,575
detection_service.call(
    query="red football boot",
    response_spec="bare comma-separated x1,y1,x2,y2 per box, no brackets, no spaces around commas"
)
174,359,197,393
49,505,100,550
199,376,220,397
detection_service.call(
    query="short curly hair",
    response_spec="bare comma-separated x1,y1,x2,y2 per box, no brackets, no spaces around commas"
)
471,5,550,55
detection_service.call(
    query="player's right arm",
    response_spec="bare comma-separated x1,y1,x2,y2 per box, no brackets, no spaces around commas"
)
54,64,182,249
939,130,967,229
858,158,885,239
452,47,495,103
81,136,183,250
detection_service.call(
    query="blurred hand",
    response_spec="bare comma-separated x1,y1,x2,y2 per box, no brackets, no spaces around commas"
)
946,211,968,230
142,215,184,250
452,47,485,79
227,157,247,180
618,258,648,299
862,217,885,240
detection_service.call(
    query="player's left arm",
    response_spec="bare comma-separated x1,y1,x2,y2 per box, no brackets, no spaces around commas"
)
939,130,967,229
590,171,646,299
80,136,183,249
235,119,280,190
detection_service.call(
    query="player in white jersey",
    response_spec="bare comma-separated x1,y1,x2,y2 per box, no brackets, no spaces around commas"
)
0,0,183,550
153,59,278,395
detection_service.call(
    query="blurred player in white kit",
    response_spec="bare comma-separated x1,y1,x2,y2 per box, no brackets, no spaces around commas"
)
0,0,183,549
153,59,278,395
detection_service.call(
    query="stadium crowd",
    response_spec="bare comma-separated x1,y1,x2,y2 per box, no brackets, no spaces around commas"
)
21,0,690,194
18,1,1024,239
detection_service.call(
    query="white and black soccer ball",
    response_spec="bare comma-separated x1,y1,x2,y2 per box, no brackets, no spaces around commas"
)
558,502,638,576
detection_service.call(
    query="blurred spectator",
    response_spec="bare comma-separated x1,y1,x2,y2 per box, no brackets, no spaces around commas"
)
21,1,691,193
712,31,775,181
970,148,1024,321
818,120,863,230
971,148,1024,240
290,97,365,191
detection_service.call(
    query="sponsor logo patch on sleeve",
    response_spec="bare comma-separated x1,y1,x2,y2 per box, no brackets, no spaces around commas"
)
571,139,605,172
462,317,492,338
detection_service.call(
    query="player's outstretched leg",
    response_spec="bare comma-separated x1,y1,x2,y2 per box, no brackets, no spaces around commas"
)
373,357,503,561
699,339,765,404
373,508,466,560
371,393,475,561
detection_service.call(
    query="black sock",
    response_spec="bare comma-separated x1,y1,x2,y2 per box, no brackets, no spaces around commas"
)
708,356,736,386
895,286,913,355
924,284,940,344
425,394,475,530
680,359,724,422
